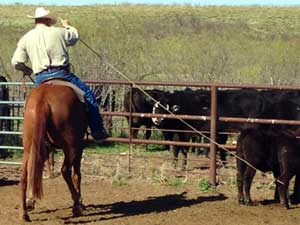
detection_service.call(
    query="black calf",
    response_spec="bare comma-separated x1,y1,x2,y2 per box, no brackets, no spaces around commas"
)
123,88,169,141
237,129,300,209
236,129,280,206
276,135,300,209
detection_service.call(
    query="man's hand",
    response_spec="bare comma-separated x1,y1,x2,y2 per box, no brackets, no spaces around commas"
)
23,67,33,76
14,63,33,76
59,18,70,28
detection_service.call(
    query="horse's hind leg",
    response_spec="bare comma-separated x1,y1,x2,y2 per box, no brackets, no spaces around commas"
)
44,145,55,179
61,151,82,217
72,148,84,208
19,151,30,222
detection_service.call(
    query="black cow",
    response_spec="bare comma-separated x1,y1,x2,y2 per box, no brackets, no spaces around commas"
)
216,88,267,131
0,76,10,159
0,76,10,146
263,90,300,135
237,129,300,209
198,88,267,163
152,88,214,168
153,88,266,169
237,93,300,208
236,129,280,206
123,88,170,142
276,135,300,209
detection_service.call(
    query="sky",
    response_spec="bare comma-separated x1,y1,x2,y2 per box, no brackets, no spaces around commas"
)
1,0,300,6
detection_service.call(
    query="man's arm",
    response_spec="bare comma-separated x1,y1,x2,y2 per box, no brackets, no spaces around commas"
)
11,37,33,75
60,18,79,46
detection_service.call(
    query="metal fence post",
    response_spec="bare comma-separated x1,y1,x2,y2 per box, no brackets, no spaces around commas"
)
209,86,218,186
128,84,133,173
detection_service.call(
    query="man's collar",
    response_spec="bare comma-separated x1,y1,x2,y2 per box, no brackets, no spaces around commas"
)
35,23,50,28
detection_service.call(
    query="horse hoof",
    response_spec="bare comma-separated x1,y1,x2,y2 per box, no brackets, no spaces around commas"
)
20,213,31,222
283,203,290,209
290,194,300,205
238,198,245,205
244,200,253,206
26,199,36,212
72,204,83,217
273,196,280,203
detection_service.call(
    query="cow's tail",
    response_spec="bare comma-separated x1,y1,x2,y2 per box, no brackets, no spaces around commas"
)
27,102,48,199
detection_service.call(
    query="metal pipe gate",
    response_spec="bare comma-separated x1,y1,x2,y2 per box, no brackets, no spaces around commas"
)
2,80,300,185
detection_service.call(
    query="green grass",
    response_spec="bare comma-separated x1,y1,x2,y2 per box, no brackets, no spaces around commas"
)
198,179,217,193
1,5,300,85
0,149,22,160
2,5,300,160
0,143,130,161
150,169,189,188
112,174,129,186
165,177,188,189
84,143,129,155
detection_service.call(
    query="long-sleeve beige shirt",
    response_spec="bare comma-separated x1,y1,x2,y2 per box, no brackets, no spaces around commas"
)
11,23,79,74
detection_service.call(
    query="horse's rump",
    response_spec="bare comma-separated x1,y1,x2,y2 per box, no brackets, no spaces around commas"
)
23,83,87,199
24,84,87,142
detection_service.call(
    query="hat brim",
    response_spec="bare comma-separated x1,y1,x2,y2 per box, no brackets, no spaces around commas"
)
26,15,57,25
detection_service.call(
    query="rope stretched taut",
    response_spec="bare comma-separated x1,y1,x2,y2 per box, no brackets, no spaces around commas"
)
79,38,281,184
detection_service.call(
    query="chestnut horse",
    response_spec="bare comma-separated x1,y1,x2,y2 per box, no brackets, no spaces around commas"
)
19,83,88,222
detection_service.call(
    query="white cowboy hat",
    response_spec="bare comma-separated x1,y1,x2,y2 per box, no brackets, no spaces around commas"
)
27,7,57,25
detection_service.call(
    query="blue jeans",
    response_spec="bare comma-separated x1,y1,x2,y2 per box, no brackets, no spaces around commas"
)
35,69,104,136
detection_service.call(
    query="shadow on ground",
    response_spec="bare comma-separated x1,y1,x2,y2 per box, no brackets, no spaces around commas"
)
58,192,227,224
0,178,19,187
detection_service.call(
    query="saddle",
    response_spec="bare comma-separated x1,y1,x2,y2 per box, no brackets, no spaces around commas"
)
43,79,85,103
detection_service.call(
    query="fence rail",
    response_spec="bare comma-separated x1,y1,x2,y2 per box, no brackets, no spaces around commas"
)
1,80,300,185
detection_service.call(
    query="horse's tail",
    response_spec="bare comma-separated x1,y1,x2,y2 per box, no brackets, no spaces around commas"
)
27,102,49,199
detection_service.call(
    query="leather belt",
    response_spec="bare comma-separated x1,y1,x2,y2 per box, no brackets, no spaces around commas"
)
37,64,70,75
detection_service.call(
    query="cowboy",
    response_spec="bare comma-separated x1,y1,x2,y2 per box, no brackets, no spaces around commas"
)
11,7,109,142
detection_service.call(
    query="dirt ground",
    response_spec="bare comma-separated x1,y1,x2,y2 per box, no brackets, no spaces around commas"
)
1,153,300,225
